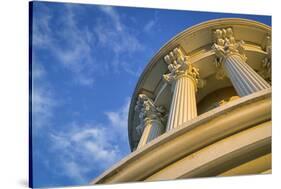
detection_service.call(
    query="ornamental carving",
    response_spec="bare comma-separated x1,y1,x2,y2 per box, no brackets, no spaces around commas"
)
162,47,205,89
259,35,271,84
134,94,166,137
258,56,271,84
212,27,246,61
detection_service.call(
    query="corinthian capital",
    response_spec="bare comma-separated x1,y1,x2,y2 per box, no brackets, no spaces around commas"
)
162,47,205,89
135,94,166,123
212,27,246,61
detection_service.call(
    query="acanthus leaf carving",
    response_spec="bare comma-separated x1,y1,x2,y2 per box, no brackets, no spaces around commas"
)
162,47,206,89
212,27,247,61
134,94,166,138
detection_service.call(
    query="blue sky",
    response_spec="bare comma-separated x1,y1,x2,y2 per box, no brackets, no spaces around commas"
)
31,1,271,187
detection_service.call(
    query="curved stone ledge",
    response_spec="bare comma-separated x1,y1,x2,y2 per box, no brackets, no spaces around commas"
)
146,121,271,180
218,153,271,176
92,88,271,184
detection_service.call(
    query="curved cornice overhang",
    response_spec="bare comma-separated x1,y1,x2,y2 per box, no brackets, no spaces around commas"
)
93,88,271,184
128,18,271,151
146,121,271,180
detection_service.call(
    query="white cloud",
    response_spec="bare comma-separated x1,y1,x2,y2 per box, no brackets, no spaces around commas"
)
32,59,57,131
48,98,131,183
33,4,145,85
33,4,96,86
99,6,123,32
32,6,53,47
32,60,45,79
95,8,143,54
105,98,130,129
50,124,120,164
94,6,144,74
48,125,120,183
144,19,156,32
62,161,89,183
143,11,159,33
32,86,55,120
31,3,138,184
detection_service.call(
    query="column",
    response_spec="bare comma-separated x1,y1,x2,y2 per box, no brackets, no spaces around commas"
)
163,47,204,131
212,27,271,97
135,94,166,149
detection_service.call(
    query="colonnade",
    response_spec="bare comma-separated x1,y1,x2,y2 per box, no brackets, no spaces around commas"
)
135,27,271,149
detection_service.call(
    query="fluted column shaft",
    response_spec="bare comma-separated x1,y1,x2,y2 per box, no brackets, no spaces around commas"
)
212,27,271,97
137,118,165,149
163,47,203,132
224,54,271,97
166,75,197,131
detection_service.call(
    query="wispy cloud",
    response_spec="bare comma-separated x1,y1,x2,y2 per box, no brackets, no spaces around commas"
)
105,97,130,139
32,56,57,131
31,3,140,186
144,20,156,32
32,5,53,47
33,4,145,85
47,98,130,184
32,85,56,129
49,124,120,183
99,6,123,32
33,4,96,86
94,6,144,74
143,11,158,33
